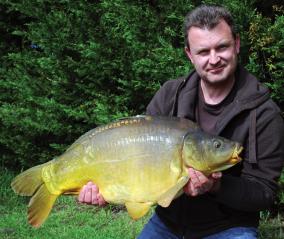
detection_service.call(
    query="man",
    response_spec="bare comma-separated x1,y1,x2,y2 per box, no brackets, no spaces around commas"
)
79,5,284,239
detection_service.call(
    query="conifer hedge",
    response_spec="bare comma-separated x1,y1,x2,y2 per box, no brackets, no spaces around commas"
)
0,0,283,169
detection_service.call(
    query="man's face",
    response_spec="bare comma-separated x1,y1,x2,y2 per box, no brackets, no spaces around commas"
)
185,20,240,86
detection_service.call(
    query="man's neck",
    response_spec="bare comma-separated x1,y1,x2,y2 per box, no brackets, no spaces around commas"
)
200,77,235,105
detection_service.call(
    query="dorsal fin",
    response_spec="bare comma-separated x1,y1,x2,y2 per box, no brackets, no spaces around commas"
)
67,115,153,149
80,116,151,139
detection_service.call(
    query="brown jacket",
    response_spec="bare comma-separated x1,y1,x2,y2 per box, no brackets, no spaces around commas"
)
146,65,284,238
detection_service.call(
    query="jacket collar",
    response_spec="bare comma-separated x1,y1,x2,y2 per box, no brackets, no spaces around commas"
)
173,65,270,129
215,65,270,134
174,70,199,119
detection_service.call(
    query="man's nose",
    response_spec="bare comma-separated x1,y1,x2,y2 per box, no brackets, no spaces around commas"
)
209,51,220,65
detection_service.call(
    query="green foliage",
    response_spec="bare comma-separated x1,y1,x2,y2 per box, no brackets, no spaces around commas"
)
0,1,283,170
246,6,284,105
0,0,192,169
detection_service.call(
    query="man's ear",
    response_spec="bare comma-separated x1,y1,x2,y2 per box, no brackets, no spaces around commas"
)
235,34,240,54
185,47,194,64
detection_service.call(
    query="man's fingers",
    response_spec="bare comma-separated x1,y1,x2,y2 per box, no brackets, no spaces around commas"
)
211,172,222,179
97,193,107,206
188,168,208,187
194,170,209,184
91,185,99,204
78,185,87,202
78,181,100,204
183,182,199,197
188,168,201,187
84,185,93,203
186,168,222,196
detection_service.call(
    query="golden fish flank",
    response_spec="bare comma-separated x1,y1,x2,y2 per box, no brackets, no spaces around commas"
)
11,115,243,228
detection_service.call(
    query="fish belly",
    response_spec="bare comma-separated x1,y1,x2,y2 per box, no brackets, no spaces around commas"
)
88,122,186,204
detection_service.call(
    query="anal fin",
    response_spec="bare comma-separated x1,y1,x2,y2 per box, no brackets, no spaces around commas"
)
157,176,189,207
28,184,58,228
125,202,152,220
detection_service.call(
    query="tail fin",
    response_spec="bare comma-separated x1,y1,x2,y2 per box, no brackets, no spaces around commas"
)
11,164,45,196
11,163,58,227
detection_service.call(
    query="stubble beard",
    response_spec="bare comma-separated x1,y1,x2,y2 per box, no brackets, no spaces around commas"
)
201,61,238,88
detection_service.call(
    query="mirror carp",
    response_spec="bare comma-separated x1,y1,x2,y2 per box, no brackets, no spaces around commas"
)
11,115,242,227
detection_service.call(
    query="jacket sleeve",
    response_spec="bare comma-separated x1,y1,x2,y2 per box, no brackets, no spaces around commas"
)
214,110,284,211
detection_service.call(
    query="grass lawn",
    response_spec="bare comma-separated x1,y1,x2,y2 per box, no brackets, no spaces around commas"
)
1,168,149,239
1,168,283,239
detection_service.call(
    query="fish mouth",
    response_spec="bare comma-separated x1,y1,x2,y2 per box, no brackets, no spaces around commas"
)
229,144,243,164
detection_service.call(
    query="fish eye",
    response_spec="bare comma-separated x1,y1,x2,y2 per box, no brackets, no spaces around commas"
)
213,140,222,149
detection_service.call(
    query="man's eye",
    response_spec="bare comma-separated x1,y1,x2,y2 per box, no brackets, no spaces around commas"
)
219,45,228,50
198,50,208,55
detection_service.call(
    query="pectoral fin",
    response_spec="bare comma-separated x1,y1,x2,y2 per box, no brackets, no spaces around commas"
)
125,202,152,220
157,176,189,207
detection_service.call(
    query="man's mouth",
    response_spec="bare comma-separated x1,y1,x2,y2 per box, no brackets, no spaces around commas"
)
208,66,225,73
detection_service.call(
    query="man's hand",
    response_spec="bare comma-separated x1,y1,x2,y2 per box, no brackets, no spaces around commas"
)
183,168,222,197
78,181,107,206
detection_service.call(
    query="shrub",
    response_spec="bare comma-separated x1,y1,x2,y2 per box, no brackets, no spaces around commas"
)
0,0,283,170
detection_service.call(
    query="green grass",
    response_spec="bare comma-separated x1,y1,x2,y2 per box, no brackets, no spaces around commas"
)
1,168,284,239
259,212,284,239
0,168,150,239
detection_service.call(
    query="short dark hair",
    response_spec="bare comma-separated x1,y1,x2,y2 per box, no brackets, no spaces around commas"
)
184,5,237,48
